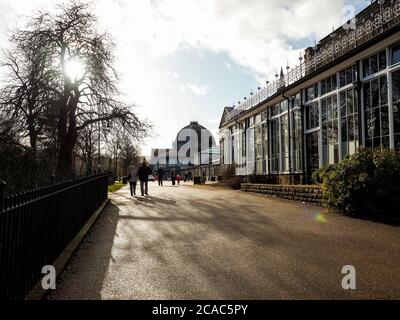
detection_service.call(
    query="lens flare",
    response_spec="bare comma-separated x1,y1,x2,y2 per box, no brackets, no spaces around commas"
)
315,213,328,224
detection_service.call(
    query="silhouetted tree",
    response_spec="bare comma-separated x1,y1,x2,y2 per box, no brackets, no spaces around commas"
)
1,0,149,179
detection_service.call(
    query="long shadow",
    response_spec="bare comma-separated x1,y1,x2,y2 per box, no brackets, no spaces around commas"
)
49,202,120,300
51,186,400,299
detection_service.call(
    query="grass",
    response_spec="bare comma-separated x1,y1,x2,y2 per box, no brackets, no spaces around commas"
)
108,182,126,193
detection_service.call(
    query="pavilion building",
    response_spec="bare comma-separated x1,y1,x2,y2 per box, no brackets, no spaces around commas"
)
219,0,400,184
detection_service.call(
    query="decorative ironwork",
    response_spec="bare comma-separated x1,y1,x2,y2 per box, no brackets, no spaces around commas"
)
224,0,400,124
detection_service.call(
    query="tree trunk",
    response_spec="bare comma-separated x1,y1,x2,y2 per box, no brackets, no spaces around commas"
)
56,92,79,179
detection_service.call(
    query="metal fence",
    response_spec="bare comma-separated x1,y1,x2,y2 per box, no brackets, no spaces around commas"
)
0,173,108,300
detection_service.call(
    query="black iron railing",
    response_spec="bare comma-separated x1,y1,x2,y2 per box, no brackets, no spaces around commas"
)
0,173,108,300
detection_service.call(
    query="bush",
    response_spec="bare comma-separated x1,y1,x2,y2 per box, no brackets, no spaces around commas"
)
224,176,244,190
222,164,236,182
315,147,400,217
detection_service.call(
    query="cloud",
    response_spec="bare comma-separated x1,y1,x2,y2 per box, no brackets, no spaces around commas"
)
224,62,232,69
178,83,210,96
91,0,366,85
186,83,211,96
0,0,367,86
0,0,369,153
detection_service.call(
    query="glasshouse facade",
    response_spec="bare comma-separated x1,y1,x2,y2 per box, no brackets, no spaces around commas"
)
219,0,400,184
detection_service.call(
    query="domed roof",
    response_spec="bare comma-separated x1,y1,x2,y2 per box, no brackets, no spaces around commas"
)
175,121,216,152
178,121,208,135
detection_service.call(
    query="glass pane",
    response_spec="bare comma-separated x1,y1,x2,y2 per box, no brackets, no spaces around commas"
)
371,79,379,108
382,136,390,148
321,80,326,96
340,92,346,117
365,110,374,139
332,74,337,90
346,68,352,85
314,84,319,98
364,83,371,110
363,58,370,77
365,138,372,149
321,99,327,123
312,102,320,128
370,54,378,74
373,137,381,148
340,71,346,87
341,117,347,143
392,70,400,103
380,76,388,105
354,115,359,142
381,106,389,136
392,43,400,65
373,108,381,138
352,65,358,82
348,115,355,141
347,90,354,115
395,135,400,152
394,103,400,135
379,50,387,70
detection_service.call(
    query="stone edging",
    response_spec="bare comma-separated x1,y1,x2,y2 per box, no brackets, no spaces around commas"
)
241,183,323,205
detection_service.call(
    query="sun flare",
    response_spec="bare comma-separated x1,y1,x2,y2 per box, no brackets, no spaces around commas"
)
65,58,85,82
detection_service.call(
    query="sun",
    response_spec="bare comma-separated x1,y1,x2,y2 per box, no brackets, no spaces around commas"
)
65,58,85,82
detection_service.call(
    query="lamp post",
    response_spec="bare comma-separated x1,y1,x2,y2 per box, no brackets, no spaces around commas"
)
286,63,290,86
98,121,101,173
299,52,304,78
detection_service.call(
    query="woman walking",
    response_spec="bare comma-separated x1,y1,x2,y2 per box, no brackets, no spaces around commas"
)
127,165,138,197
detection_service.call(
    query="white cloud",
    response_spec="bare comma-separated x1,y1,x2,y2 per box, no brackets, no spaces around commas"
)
186,83,211,96
224,62,232,69
0,0,367,153
0,0,363,89
92,0,362,86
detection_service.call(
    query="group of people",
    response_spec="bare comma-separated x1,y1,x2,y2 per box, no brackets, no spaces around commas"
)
127,161,152,197
127,161,182,197
156,168,181,186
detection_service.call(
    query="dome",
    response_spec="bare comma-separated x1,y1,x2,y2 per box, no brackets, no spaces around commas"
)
175,121,217,165
179,121,207,136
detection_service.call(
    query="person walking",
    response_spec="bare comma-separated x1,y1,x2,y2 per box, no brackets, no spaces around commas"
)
127,165,138,197
176,173,181,185
157,167,165,186
138,160,151,196
171,168,176,186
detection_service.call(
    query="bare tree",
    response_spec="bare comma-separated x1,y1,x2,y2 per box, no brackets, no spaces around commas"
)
75,123,99,175
0,44,54,152
1,0,150,179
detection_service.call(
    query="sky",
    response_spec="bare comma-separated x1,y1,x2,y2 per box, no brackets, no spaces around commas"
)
0,0,370,155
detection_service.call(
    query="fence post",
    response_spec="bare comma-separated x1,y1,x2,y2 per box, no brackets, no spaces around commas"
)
50,175,55,186
0,180,5,211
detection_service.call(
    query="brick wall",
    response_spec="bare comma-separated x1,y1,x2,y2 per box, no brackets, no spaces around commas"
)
241,184,323,206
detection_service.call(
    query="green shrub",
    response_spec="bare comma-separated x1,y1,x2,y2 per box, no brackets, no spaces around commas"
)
225,176,244,190
315,147,400,217
222,164,236,182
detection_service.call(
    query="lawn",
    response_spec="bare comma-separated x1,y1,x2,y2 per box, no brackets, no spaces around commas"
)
108,182,126,193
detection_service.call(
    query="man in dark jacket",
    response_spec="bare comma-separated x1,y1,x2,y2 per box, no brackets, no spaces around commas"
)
157,167,165,186
138,161,151,196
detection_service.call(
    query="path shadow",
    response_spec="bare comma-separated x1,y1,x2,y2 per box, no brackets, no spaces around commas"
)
49,202,120,300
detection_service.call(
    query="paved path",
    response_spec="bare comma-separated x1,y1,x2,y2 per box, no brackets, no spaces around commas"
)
50,182,400,300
